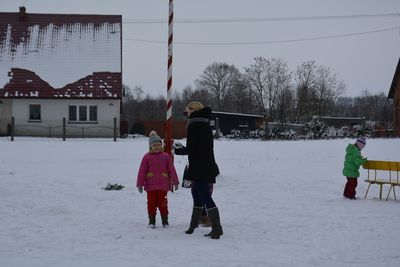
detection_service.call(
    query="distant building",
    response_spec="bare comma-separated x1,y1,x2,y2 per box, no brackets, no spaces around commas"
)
0,7,122,137
388,58,400,137
210,111,264,136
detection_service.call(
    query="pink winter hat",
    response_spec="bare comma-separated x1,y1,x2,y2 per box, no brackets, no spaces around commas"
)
356,137,366,149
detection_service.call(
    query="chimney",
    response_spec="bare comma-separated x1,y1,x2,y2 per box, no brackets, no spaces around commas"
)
19,6,27,20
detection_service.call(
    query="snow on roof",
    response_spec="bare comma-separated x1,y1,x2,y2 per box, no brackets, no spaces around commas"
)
212,111,264,118
0,68,121,98
319,116,364,121
0,11,122,99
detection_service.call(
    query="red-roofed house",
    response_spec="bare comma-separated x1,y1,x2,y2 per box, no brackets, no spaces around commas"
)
388,58,400,137
0,7,122,137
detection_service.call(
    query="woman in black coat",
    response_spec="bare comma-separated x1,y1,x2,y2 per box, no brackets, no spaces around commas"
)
174,101,223,239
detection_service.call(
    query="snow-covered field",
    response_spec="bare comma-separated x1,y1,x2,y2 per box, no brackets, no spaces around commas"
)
1,137,399,267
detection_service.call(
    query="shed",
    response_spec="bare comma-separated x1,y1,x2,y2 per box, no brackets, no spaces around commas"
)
210,111,263,136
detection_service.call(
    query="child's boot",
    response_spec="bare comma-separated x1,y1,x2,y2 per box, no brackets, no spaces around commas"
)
149,215,156,228
161,215,169,227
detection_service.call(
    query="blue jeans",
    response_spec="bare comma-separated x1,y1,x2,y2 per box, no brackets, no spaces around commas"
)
191,180,216,210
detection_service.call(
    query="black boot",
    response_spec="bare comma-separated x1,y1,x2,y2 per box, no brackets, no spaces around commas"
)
161,215,169,227
185,206,203,234
204,207,223,239
149,215,156,228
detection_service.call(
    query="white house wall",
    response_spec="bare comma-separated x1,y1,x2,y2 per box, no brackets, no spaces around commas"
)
11,99,120,137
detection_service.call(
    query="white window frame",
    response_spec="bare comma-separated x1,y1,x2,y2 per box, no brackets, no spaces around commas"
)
68,105,98,123
89,105,97,122
29,104,41,122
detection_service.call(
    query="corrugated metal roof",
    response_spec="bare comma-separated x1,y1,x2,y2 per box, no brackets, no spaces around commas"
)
0,10,122,99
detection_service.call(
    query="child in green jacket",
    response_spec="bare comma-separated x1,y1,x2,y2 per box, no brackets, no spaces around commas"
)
342,137,368,199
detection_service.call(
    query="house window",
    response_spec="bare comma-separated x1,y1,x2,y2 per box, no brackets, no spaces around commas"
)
69,106,77,121
89,106,97,121
69,105,97,122
79,106,87,121
29,104,41,121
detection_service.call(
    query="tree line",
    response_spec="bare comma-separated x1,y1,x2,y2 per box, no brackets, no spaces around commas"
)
122,57,393,131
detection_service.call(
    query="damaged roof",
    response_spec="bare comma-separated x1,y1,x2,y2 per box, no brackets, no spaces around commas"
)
0,9,122,99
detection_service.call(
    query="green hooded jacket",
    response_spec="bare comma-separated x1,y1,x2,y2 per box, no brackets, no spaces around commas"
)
342,144,367,178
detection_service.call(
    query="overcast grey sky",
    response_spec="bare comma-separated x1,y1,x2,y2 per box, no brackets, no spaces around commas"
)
1,0,400,97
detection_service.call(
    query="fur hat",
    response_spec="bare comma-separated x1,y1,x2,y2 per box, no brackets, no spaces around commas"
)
149,130,162,146
186,101,204,112
356,137,366,150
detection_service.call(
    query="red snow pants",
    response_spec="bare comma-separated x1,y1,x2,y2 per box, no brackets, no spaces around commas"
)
146,190,168,217
343,177,358,199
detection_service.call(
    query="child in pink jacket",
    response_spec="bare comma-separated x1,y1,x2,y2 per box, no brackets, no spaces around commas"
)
136,131,179,228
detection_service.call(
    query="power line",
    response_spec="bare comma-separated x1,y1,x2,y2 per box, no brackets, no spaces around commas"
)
123,26,400,46
122,13,400,24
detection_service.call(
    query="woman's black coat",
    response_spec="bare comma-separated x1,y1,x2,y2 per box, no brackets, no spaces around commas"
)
185,107,219,183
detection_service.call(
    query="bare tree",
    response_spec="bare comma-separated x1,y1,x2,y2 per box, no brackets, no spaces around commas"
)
333,96,354,117
353,90,393,122
181,86,194,103
375,93,393,123
223,74,255,114
245,57,268,121
314,66,345,116
195,62,242,111
191,88,214,107
269,58,291,120
333,92,392,124
172,91,186,120
142,95,166,120
122,85,145,130
244,57,291,134
275,85,295,124
294,61,317,123
131,85,144,101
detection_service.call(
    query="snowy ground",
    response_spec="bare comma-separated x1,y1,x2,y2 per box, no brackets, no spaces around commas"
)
1,137,399,267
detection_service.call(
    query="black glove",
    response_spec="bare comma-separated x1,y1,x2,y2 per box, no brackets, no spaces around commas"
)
173,142,184,149
173,142,188,155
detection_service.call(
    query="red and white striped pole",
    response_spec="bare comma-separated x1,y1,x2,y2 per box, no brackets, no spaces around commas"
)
165,0,174,156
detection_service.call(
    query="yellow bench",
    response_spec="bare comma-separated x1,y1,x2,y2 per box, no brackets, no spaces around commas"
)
363,160,400,200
